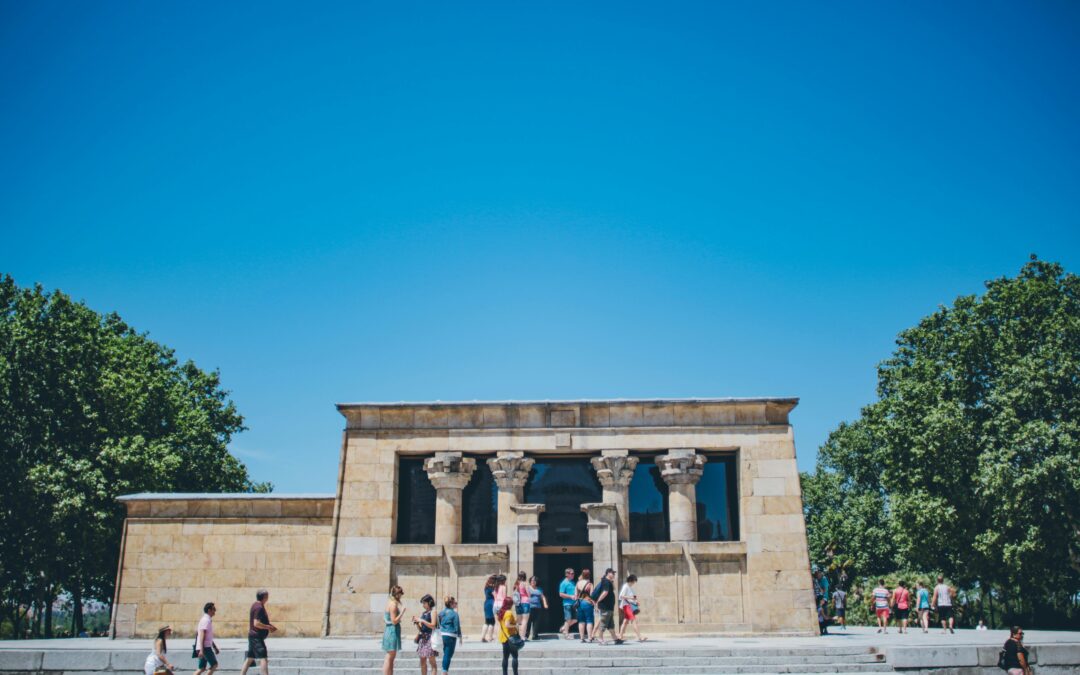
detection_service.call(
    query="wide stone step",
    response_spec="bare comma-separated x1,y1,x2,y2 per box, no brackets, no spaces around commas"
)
251,666,896,675
271,654,887,667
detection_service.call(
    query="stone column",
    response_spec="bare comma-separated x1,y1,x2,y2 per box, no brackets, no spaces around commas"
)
487,454,535,544
581,502,619,579
657,448,706,542
424,452,477,545
590,452,638,540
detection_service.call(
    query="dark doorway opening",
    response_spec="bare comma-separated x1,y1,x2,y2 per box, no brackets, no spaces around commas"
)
533,549,592,635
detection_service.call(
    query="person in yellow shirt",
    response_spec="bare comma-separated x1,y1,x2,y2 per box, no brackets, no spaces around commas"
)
496,598,520,675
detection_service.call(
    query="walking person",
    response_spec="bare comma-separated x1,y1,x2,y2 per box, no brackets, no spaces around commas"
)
513,572,532,640
482,575,497,643
382,585,405,675
1002,626,1033,675
831,586,847,630
558,568,578,639
240,590,276,675
931,576,956,634
413,594,439,675
496,598,521,675
575,569,595,642
915,581,931,633
592,568,619,645
144,625,176,675
437,596,461,675
193,603,220,675
526,576,547,640
617,574,646,642
891,581,911,633
872,579,890,633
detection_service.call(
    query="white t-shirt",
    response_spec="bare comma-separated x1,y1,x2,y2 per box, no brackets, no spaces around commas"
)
618,583,636,608
934,584,952,607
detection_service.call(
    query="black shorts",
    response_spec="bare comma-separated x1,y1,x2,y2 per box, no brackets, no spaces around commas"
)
246,635,268,659
937,606,953,620
834,608,845,618
485,616,495,626
197,649,218,668
895,608,909,620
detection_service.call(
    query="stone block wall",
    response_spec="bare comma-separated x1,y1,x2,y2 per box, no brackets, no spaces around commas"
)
111,496,334,639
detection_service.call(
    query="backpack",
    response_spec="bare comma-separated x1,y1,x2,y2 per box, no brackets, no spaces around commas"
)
590,580,605,602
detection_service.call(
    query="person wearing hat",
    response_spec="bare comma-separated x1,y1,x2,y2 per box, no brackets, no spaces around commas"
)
143,625,176,675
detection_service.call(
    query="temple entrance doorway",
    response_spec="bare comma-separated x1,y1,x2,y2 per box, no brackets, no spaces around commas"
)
534,548,592,635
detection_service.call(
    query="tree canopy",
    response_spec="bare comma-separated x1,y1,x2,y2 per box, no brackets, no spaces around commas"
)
802,258,1080,626
0,274,268,637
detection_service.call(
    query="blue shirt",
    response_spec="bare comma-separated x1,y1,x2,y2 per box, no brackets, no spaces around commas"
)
559,579,576,606
438,608,460,637
528,587,544,608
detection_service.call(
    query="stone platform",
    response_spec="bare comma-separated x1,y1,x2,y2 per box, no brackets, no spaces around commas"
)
2,627,1079,674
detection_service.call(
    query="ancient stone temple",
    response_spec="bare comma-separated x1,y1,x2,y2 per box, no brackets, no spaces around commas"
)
111,398,817,638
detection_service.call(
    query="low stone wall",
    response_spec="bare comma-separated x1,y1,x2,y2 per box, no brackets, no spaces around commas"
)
112,495,335,638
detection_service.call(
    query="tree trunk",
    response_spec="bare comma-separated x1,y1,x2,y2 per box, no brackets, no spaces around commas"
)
71,585,83,636
44,595,53,638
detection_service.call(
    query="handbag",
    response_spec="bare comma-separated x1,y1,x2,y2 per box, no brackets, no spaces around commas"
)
997,648,1007,670
508,634,526,651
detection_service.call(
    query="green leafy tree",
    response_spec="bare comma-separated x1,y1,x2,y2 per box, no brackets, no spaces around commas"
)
803,258,1080,626
0,275,269,637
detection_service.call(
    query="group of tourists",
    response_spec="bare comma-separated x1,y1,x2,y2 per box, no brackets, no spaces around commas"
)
815,571,961,636
142,590,274,675
382,567,648,675
555,567,646,644
381,585,463,675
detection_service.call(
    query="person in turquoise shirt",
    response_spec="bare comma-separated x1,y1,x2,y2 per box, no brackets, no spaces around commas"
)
915,580,932,633
558,568,578,638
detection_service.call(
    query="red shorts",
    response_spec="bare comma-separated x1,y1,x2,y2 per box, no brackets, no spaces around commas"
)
622,605,635,621
876,608,890,619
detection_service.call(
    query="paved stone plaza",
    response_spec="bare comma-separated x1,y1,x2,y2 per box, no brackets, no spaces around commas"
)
3,628,1080,673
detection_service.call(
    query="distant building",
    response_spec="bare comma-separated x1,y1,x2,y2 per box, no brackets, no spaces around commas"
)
111,398,817,637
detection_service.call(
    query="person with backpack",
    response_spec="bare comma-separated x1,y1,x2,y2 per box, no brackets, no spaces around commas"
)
1001,626,1032,675
512,572,532,641
591,568,619,645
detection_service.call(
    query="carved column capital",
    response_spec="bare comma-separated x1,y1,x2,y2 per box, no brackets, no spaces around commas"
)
487,455,535,492
590,455,639,489
656,448,707,486
424,452,476,491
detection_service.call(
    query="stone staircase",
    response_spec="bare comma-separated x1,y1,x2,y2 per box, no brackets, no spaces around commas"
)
1,643,892,674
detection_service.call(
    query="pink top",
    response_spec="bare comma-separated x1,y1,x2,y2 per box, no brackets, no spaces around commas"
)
196,614,214,649
893,587,910,610
494,584,507,611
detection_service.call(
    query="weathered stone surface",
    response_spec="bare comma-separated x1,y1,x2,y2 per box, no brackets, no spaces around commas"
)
116,398,815,638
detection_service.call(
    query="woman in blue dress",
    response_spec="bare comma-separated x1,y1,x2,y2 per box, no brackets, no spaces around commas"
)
481,574,497,642
382,585,405,675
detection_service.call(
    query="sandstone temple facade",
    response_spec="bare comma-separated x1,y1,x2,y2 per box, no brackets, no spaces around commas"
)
111,398,817,638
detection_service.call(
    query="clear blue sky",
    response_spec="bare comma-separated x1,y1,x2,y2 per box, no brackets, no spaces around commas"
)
2,2,1078,493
